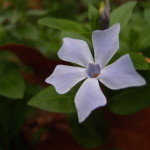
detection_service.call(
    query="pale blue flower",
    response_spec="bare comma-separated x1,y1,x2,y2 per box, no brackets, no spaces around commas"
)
45,23,146,122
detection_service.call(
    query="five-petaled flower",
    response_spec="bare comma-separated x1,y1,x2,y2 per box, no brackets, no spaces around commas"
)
45,23,146,122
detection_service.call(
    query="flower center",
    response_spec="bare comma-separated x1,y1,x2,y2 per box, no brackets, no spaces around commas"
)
85,63,101,78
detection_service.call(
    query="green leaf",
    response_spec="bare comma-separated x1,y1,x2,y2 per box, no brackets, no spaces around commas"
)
133,25,150,51
67,110,104,148
28,86,76,113
144,9,150,23
110,1,137,29
38,17,88,34
129,52,150,70
108,71,150,115
0,65,25,99
88,5,98,31
108,85,150,115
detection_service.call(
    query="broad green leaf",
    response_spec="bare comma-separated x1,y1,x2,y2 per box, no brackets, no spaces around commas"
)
88,5,98,31
133,25,150,51
28,86,76,113
144,9,150,23
108,85,150,115
110,1,137,29
0,65,25,99
108,71,150,115
129,53,150,70
38,17,88,34
67,110,104,148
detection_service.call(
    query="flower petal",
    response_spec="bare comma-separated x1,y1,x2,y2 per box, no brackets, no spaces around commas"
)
45,65,87,94
99,54,146,90
75,78,107,122
58,38,94,67
92,23,120,68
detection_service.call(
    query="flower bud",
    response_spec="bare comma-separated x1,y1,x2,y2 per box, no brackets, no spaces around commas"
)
99,0,110,30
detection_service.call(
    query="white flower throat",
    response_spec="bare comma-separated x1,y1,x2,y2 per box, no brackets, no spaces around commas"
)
85,63,101,78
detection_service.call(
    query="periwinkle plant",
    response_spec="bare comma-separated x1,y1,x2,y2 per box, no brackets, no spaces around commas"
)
45,23,146,122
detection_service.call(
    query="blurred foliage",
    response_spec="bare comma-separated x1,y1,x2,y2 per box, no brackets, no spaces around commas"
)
0,0,150,150
28,86,76,113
